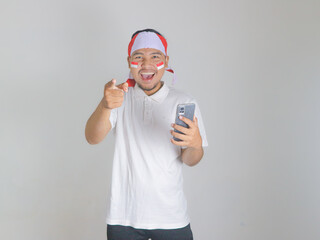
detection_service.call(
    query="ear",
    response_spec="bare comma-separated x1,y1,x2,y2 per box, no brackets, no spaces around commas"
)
165,55,169,68
127,56,131,68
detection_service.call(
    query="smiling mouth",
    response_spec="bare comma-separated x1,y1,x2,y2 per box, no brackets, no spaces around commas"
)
140,73,155,81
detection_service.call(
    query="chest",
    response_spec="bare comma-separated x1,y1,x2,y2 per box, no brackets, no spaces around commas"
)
124,96,176,129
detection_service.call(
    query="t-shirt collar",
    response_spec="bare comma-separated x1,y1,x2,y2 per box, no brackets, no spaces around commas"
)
133,82,169,103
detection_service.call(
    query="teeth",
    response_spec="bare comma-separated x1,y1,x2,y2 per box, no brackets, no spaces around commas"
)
141,73,154,75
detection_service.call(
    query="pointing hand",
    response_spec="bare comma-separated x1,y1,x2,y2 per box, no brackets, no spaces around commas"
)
102,79,128,109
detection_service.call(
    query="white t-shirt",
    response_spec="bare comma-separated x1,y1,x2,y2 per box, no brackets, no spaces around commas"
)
106,82,208,229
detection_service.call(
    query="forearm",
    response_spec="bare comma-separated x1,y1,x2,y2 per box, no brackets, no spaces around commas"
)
181,146,204,166
85,98,112,144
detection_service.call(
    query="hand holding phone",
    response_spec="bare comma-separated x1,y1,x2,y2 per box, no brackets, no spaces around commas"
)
173,103,195,141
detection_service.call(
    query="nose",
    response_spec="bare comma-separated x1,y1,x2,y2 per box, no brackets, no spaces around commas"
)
141,58,152,68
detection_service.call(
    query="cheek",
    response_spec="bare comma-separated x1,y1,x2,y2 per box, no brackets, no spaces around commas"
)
155,69,165,79
130,61,141,68
130,67,140,76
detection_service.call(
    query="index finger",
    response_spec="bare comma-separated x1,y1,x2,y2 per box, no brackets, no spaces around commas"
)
116,82,129,92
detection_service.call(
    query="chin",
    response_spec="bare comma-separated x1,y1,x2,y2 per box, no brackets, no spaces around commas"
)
138,81,160,91
138,83,156,91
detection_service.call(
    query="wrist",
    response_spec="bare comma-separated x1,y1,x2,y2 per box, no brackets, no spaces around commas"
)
190,135,203,150
99,99,112,112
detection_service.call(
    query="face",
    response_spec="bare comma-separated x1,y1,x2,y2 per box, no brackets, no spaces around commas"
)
127,48,169,96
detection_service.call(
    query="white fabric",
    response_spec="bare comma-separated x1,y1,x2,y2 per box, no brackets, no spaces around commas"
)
106,82,208,229
130,32,166,56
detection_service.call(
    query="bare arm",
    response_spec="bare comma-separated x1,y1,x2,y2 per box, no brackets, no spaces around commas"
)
85,98,112,145
85,79,128,145
171,116,204,166
181,146,204,166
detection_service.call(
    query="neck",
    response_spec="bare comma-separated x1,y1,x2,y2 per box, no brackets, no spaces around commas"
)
143,81,164,96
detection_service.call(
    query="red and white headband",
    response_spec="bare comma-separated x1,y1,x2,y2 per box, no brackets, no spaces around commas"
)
126,31,176,87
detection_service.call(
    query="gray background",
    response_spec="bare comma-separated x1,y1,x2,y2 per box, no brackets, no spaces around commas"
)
1,0,319,239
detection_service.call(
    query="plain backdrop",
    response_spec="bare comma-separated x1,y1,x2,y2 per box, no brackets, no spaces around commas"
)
1,0,319,239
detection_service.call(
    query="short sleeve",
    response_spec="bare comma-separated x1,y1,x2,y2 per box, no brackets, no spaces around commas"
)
109,108,118,129
181,100,208,149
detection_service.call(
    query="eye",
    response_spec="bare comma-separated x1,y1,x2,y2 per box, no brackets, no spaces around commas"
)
152,55,160,59
135,56,142,59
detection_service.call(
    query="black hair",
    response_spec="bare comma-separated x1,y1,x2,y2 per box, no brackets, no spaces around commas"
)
131,28,165,39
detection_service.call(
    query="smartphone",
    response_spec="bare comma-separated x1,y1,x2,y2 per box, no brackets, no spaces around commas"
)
173,103,196,141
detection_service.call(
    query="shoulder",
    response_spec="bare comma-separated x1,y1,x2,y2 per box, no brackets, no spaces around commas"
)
167,85,197,103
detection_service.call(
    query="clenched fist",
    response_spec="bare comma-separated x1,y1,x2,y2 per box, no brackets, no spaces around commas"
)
102,79,128,109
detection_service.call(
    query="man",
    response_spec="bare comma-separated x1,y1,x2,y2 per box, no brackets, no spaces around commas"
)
85,29,208,240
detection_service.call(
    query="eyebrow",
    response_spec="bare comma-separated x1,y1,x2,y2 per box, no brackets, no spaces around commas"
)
132,52,143,56
132,52,163,56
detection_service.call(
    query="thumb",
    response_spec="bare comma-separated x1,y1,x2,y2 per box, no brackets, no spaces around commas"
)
106,79,117,89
